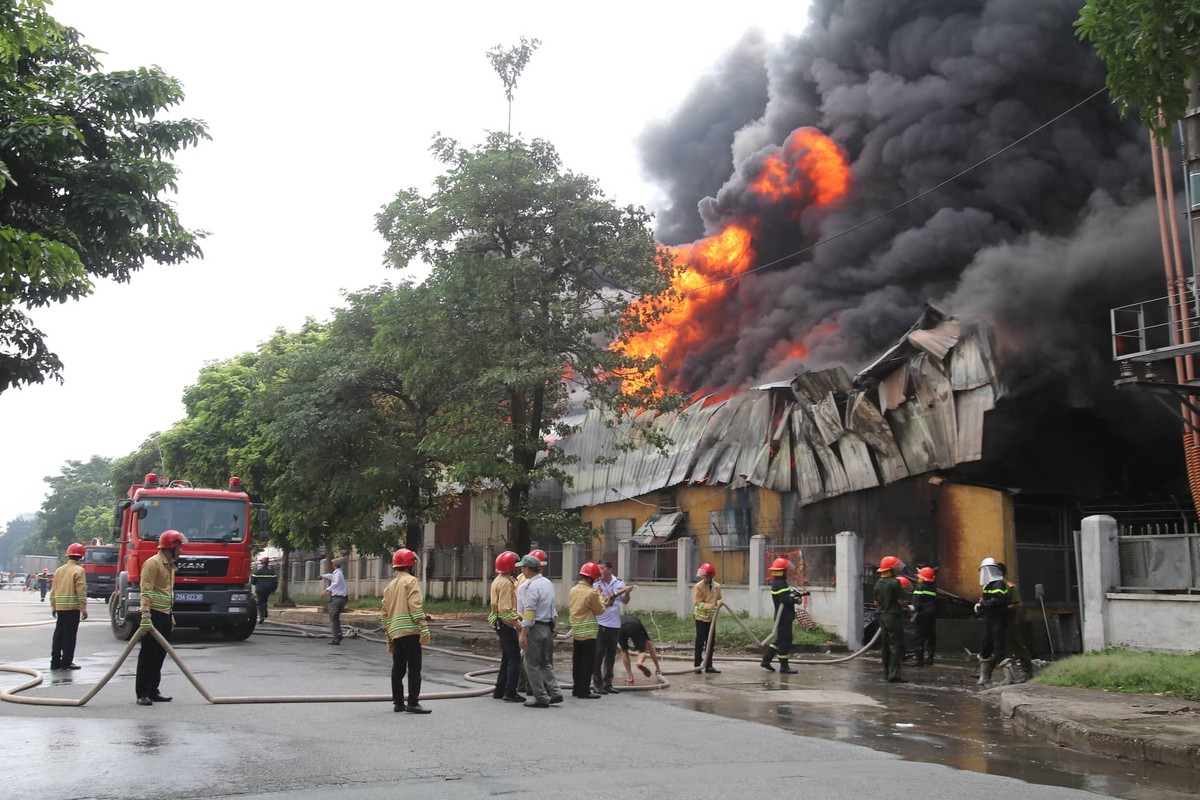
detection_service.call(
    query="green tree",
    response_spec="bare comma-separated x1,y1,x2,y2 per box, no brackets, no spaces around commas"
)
376,133,680,552
1076,0,1200,134
0,0,209,392
0,513,38,568
487,36,540,136
29,455,114,554
72,503,111,543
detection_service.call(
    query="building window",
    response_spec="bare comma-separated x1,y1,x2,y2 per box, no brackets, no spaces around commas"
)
709,508,751,551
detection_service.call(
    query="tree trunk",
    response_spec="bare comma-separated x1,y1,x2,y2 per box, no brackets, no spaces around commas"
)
278,542,294,606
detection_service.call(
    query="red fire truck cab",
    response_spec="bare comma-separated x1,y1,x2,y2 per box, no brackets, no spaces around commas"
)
82,543,119,600
109,473,268,641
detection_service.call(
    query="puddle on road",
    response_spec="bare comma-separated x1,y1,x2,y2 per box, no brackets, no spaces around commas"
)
651,659,1200,800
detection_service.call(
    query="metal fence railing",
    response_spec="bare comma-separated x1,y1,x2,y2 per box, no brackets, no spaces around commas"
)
775,532,837,587
1118,532,1200,592
628,540,679,583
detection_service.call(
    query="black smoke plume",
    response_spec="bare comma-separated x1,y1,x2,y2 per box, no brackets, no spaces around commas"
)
637,0,1164,401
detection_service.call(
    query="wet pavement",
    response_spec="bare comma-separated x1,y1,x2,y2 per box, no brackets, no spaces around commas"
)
2,596,1197,799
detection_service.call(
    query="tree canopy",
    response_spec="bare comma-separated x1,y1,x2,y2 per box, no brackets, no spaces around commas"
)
0,0,208,392
376,133,680,551
1076,0,1200,133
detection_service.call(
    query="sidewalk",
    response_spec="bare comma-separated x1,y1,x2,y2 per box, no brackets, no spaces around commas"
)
986,682,1200,771
271,605,1200,770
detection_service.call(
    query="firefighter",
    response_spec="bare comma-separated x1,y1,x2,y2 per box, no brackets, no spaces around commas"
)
250,556,277,623
911,566,938,666
136,530,184,706
761,557,800,673
692,562,722,673
975,556,1011,686
49,543,88,670
382,548,432,713
36,568,51,601
568,562,606,700
873,555,911,683
488,550,523,702
997,562,1033,682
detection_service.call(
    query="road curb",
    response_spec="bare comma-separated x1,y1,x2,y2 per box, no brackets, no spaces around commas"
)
990,684,1200,771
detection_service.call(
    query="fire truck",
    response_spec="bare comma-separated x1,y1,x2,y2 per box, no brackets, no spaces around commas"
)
109,473,268,641
82,542,119,600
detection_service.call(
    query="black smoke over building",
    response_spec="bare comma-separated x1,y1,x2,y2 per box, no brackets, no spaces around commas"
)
637,0,1164,402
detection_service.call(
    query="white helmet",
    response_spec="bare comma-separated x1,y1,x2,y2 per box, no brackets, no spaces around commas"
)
979,557,1003,586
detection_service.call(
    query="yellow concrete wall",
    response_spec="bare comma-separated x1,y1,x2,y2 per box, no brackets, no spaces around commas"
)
937,482,1015,600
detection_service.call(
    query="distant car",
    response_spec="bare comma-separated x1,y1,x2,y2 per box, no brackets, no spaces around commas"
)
4,572,27,589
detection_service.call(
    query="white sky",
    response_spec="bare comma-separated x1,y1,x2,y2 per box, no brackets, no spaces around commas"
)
0,0,811,528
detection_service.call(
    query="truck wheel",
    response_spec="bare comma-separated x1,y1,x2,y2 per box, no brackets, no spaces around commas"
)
110,594,136,641
220,618,256,641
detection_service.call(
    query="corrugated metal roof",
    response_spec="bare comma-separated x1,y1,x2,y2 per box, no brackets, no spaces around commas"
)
555,309,1001,510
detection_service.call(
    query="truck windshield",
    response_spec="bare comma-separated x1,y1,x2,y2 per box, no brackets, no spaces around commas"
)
136,498,246,543
84,548,118,565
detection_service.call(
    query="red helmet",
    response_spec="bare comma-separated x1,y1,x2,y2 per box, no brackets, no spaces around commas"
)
917,566,936,582
527,549,548,566
877,555,902,573
769,557,791,572
898,576,912,589
578,562,600,581
697,562,716,578
158,530,187,550
66,543,85,558
42,568,49,574
494,551,518,573
392,548,417,568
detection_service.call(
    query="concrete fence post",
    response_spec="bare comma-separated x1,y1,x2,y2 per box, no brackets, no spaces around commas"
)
617,538,633,583
482,545,494,608
749,535,767,618
677,537,697,619
1080,514,1118,652
561,541,581,607
422,547,433,600
836,530,863,650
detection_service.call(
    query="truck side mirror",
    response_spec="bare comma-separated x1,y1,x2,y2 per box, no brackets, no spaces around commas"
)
129,500,148,520
256,507,270,542
1035,583,1045,601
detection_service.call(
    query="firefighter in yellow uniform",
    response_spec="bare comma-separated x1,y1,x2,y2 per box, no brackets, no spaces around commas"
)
568,562,606,700
692,562,722,673
49,543,89,670
489,550,523,701
136,530,184,706
382,548,432,714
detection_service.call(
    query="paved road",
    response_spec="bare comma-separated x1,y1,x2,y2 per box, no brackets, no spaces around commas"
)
0,592,1191,799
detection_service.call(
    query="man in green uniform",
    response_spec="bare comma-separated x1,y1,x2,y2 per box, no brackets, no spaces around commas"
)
873,555,911,683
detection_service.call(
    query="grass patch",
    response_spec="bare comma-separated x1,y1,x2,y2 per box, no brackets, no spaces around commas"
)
634,610,838,648
1036,648,1200,701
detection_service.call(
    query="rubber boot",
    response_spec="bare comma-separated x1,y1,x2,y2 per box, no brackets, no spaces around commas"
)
760,648,775,672
778,659,797,674
977,657,995,686
996,658,1014,686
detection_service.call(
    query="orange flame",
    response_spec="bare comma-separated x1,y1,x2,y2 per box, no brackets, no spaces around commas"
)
616,127,850,397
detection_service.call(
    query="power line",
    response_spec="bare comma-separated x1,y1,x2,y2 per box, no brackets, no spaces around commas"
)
678,86,1111,297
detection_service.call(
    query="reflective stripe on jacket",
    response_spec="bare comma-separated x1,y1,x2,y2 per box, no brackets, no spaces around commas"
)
139,552,175,627
489,573,520,628
50,561,87,611
381,571,429,641
693,579,722,622
568,580,606,640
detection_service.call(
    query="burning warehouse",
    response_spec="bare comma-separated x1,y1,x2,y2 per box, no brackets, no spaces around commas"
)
552,0,1190,627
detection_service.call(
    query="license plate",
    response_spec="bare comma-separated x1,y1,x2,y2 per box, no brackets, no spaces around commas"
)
175,592,203,602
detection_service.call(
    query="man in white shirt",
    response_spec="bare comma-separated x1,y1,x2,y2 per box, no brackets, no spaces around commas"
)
320,557,348,645
516,555,562,708
592,560,632,694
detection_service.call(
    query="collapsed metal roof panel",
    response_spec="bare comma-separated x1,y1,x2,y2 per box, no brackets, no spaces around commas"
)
556,311,999,510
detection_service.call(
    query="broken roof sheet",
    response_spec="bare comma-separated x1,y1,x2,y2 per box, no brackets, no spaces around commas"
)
556,309,1000,510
